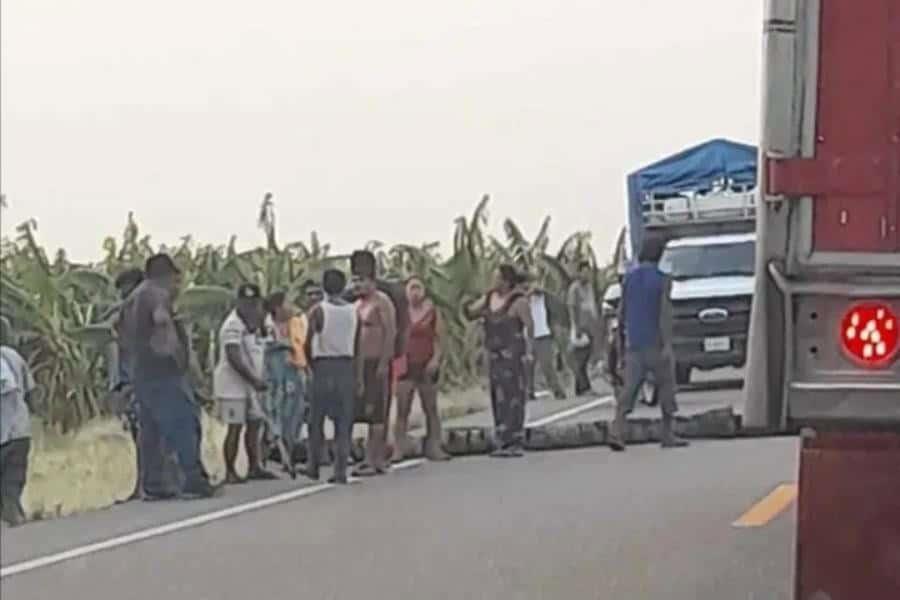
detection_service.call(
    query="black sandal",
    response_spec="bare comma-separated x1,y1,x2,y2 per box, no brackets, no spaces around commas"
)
352,464,379,477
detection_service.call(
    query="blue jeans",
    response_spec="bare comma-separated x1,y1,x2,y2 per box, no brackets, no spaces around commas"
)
135,375,206,496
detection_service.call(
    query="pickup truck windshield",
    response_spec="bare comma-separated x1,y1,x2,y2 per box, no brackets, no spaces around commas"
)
659,241,755,280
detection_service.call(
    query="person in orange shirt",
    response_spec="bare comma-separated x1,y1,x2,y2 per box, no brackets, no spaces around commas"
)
263,291,310,475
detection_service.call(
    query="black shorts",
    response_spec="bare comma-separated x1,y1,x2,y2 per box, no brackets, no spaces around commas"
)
355,359,388,425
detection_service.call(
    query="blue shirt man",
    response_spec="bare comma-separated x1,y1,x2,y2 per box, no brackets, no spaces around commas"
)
610,235,687,451
622,263,666,351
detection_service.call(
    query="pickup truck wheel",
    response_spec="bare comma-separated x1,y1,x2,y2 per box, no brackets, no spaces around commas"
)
675,365,691,386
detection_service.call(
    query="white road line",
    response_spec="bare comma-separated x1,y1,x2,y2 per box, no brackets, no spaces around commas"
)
0,483,334,579
1,459,427,580
526,395,613,428
393,458,426,470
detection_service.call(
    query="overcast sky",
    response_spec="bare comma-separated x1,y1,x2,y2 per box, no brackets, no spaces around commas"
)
1,0,762,263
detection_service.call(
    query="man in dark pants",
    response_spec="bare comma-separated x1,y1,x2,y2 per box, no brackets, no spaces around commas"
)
349,251,397,476
609,235,688,451
128,254,221,498
1,335,34,527
567,261,600,396
303,269,360,484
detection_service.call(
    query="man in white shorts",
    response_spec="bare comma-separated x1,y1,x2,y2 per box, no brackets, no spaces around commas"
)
214,283,276,484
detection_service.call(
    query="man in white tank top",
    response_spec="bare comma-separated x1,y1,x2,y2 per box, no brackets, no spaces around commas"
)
302,269,359,484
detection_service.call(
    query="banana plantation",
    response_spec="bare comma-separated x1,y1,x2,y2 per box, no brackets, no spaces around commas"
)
0,195,613,431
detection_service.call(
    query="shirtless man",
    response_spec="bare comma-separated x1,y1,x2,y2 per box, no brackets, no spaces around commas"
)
350,250,397,476
128,254,220,499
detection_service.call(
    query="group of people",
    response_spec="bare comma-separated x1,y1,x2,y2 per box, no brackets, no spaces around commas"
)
106,248,454,492
0,234,686,525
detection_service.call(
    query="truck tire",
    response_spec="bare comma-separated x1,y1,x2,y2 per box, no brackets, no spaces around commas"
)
675,364,691,386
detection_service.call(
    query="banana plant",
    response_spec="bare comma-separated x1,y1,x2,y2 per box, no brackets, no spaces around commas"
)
0,195,610,429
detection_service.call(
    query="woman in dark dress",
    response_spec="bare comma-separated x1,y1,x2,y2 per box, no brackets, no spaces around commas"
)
465,265,534,457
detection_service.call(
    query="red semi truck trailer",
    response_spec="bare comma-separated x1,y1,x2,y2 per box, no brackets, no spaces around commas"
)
744,0,900,598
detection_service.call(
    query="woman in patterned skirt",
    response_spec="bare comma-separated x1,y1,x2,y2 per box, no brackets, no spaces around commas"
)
465,265,534,457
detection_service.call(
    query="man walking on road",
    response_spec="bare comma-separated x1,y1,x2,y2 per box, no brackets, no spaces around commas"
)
567,261,600,397
303,269,359,484
129,254,220,499
609,236,688,451
525,281,566,400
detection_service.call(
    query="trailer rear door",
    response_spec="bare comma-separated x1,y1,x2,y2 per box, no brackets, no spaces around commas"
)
770,0,899,253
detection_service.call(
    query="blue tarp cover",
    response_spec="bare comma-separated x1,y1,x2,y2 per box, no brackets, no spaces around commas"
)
626,138,757,257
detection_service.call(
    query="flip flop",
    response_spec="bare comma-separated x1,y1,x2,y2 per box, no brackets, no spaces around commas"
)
352,464,379,477
247,469,279,481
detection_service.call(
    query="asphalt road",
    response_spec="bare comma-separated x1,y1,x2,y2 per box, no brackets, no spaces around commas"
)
2,434,798,599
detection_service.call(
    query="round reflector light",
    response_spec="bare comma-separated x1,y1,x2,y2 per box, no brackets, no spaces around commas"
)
840,302,899,367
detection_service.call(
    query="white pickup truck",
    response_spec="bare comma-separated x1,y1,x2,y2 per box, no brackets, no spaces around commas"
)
659,232,756,384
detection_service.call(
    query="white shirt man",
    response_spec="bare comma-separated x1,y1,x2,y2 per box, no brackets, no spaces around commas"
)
213,283,276,483
527,288,566,400
214,308,266,425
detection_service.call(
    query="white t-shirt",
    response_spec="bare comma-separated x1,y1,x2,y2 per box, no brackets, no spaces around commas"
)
1,346,34,444
213,310,266,400
530,294,552,339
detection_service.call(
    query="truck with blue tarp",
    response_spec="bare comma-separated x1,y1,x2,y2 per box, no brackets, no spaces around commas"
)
614,138,758,384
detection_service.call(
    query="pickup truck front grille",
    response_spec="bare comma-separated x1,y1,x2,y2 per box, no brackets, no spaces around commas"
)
671,295,752,339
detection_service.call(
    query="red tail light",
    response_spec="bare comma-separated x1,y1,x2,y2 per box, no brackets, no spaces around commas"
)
840,302,899,368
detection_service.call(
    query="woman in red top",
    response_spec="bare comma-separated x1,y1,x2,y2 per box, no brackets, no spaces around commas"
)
392,276,451,462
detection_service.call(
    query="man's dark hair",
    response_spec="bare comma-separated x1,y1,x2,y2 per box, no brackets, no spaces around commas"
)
301,278,317,292
114,268,145,290
145,253,180,279
498,264,523,287
265,291,287,315
323,269,347,296
350,250,377,279
638,234,667,264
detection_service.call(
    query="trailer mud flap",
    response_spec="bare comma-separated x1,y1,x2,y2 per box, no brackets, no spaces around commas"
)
795,431,900,599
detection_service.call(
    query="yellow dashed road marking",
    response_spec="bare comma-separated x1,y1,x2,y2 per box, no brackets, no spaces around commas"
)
733,483,798,528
